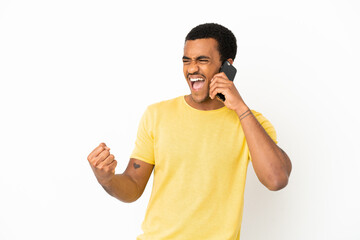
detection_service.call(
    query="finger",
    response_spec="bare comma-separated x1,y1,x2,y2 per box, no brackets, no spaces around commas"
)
210,77,230,89
87,145,105,162
210,82,231,92
210,86,229,99
98,154,115,168
109,160,117,173
210,75,227,83
100,142,111,151
108,160,118,174
102,160,118,174
94,150,111,166
212,72,228,80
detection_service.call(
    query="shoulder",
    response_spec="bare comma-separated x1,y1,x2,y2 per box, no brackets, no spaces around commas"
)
251,110,272,125
139,96,183,127
251,109,277,143
251,110,265,121
146,96,183,113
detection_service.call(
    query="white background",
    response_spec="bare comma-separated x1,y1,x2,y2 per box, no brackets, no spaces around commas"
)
1,0,359,239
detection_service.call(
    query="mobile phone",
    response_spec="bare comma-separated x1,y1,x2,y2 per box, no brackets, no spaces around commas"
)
217,61,237,101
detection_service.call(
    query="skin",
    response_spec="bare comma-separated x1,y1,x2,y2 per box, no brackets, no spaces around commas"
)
87,37,292,203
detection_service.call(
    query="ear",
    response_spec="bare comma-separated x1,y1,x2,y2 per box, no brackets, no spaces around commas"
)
227,58,234,65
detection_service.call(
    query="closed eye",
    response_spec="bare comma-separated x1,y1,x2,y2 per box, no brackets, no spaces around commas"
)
182,56,210,64
199,59,209,63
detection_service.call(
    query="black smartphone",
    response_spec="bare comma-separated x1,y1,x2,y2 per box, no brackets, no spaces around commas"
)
217,61,237,101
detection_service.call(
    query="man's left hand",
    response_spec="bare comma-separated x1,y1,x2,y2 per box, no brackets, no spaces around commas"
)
209,72,246,112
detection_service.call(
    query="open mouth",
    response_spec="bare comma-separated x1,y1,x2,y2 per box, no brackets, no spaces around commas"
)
189,77,206,91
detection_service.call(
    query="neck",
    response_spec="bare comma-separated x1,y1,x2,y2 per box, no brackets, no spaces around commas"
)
184,95,225,111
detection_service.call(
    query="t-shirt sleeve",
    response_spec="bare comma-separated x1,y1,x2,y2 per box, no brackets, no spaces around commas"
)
249,110,278,161
130,107,155,165
252,110,278,144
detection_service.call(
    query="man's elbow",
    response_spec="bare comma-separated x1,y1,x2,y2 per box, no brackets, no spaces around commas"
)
266,175,289,191
267,154,292,191
116,191,142,203
120,195,141,203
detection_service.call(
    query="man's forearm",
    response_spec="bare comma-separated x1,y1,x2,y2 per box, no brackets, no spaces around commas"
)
235,104,292,191
101,174,140,203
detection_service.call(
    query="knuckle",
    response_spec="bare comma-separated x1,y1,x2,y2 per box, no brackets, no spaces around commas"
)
94,158,102,167
97,164,104,170
99,153,106,160
89,158,95,164
104,166,113,173
93,160,99,167
89,158,97,165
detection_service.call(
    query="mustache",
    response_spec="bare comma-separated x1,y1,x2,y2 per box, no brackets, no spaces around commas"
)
187,73,206,79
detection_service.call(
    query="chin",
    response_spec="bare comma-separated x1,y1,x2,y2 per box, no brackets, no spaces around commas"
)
190,92,211,103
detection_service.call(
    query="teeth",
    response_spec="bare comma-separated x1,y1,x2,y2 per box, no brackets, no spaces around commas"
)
190,78,204,82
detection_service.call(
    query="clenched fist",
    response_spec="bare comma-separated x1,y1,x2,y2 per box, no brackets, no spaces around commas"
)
87,143,117,186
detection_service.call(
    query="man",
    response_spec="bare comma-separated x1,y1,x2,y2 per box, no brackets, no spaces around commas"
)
87,23,292,239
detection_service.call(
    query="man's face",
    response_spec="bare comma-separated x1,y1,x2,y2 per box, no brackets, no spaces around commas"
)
183,38,222,103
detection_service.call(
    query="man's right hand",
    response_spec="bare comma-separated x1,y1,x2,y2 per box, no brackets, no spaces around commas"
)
87,143,117,186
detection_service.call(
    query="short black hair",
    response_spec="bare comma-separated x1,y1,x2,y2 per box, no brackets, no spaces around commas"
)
185,23,237,63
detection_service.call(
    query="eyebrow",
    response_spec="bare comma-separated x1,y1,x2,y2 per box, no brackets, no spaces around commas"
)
182,55,211,60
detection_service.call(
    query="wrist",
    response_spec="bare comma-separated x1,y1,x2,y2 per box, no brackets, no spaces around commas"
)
99,175,114,188
234,102,250,117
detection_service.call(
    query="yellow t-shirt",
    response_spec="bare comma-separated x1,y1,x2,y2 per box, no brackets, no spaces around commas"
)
131,96,277,240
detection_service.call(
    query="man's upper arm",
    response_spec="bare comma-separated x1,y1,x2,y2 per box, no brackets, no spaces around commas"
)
123,158,154,198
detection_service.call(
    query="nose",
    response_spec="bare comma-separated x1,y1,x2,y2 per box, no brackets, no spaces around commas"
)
187,60,199,74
